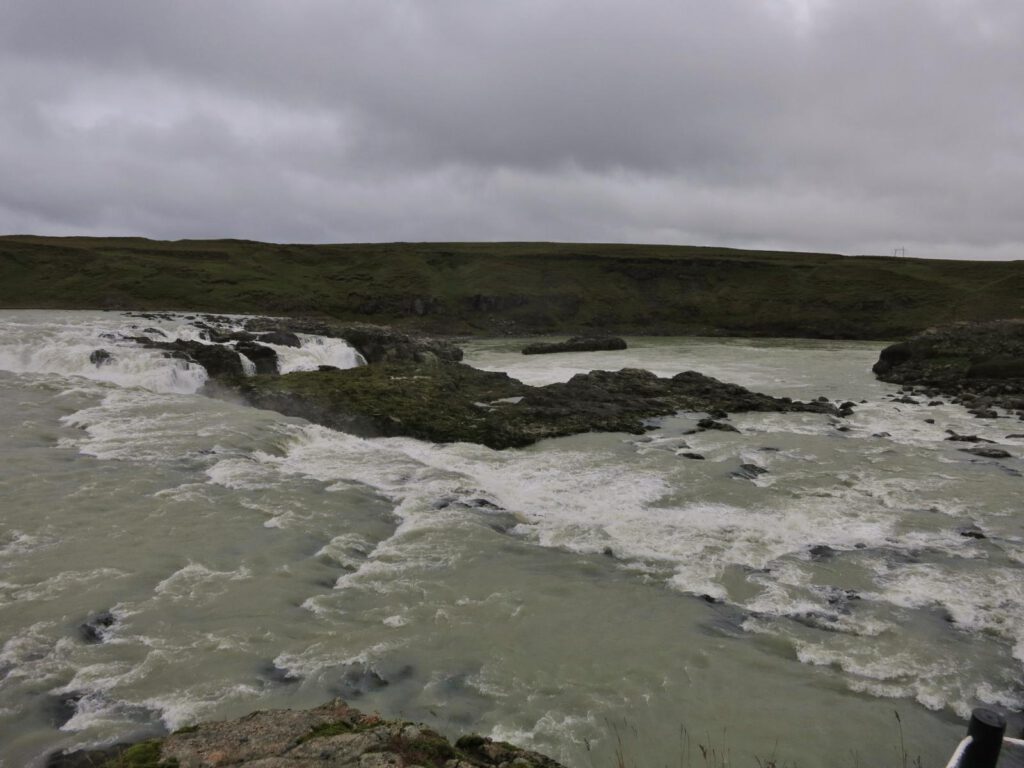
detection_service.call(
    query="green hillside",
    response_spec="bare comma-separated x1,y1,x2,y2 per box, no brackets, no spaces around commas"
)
1,236,1021,338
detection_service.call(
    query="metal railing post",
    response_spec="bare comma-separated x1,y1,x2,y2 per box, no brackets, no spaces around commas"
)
963,708,1006,768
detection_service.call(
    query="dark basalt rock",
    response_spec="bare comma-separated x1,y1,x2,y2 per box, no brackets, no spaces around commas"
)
732,463,768,480
234,341,278,375
522,336,628,355
260,661,301,685
680,452,706,460
808,544,838,560
230,363,836,450
960,446,1012,459
258,330,301,347
88,349,112,366
138,338,245,379
945,430,995,443
695,417,741,433
957,524,987,540
79,610,115,644
872,320,1024,416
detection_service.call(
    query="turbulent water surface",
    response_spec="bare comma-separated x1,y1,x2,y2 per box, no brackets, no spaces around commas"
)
1,311,1022,767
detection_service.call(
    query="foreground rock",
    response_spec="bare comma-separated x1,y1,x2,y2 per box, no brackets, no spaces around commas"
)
872,320,1024,416
226,363,835,449
522,336,627,355
48,699,564,768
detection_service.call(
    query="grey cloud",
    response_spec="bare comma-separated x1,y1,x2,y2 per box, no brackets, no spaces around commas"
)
0,0,1021,258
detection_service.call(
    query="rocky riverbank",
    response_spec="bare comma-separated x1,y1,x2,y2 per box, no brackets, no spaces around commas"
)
872,319,1024,419
48,699,565,768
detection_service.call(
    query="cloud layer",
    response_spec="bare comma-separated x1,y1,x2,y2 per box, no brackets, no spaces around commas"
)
1,0,1021,259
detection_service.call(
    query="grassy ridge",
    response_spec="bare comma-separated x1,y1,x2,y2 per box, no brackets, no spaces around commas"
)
1,235,1021,338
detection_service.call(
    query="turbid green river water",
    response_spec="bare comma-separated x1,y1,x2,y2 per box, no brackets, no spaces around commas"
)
1,311,1022,767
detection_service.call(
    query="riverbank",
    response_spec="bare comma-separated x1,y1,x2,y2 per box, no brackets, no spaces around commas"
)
3,236,1022,339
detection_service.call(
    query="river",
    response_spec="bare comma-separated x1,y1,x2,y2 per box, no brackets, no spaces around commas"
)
1,310,1022,767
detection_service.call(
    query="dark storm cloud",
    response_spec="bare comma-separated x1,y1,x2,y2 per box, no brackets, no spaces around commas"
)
0,0,1021,258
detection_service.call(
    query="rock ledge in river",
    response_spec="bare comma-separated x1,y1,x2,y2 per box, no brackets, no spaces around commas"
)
521,336,627,355
229,363,836,450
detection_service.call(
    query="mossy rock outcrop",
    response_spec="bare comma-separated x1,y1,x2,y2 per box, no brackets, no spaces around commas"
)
48,700,564,768
872,320,1024,414
226,362,835,449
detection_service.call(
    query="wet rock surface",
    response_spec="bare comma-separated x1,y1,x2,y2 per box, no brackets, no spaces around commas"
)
230,363,836,449
872,320,1024,417
242,318,464,365
48,699,565,768
521,336,628,355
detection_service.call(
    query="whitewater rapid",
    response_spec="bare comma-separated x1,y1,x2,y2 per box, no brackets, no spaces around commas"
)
1,311,1022,768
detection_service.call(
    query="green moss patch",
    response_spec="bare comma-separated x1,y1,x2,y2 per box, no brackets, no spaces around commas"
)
101,741,177,768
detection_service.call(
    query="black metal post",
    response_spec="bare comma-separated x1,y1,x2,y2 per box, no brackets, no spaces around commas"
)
962,708,1006,768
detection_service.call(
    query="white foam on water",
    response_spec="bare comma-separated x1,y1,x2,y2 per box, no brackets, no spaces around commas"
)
0,313,211,394
238,353,257,376
872,563,1024,661
153,563,253,603
61,389,216,462
273,334,366,373
2,569,128,604
143,683,264,732
205,457,279,490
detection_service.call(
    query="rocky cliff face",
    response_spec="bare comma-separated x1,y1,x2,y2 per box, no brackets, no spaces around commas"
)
48,699,566,768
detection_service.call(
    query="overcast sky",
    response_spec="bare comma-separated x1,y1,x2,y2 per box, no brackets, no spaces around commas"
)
1,1,1021,259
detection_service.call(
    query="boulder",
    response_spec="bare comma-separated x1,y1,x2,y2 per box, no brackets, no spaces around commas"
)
258,330,302,347
88,349,112,366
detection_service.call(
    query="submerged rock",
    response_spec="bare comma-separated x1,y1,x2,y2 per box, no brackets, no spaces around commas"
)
78,610,115,644
732,463,768,481
229,363,835,450
88,349,112,366
521,336,628,355
960,446,1012,459
49,699,565,768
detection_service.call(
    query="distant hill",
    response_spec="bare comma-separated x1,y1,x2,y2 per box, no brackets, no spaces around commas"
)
1,236,1021,338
